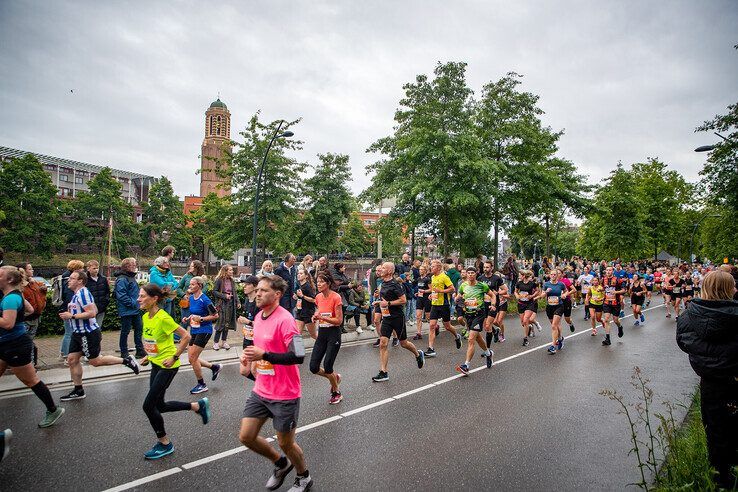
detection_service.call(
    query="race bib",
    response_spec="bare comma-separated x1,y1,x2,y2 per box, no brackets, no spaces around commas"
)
519,293,530,302
255,360,275,376
464,298,479,310
143,337,158,356
547,296,560,305
190,316,201,329
381,305,390,317
605,287,616,300
241,322,253,340
319,312,332,327
430,292,438,301
673,287,681,294
296,298,303,310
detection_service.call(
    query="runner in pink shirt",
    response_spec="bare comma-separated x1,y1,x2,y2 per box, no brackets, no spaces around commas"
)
238,276,312,492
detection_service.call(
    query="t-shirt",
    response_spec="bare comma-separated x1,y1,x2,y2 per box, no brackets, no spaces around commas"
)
142,309,181,369
253,306,301,401
68,287,99,334
240,295,259,340
315,290,342,328
458,281,489,314
631,283,645,297
430,273,454,306
515,281,537,303
602,277,622,305
379,279,405,319
0,290,26,343
578,274,594,294
188,293,215,335
446,268,461,288
296,282,315,317
543,281,566,306
416,275,431,298
589,285,605,305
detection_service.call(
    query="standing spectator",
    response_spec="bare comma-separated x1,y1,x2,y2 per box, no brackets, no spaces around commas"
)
149,257,178,318
299,255,314,279
17,263,46,339
0,247,4,267
445,259,461,288
396,252,412,276
60,259,85,361
212,264,239,350
85,260,110,329
258,260,274,277
503,255,519,294
676,271,738,489
161,245,176,262
718,264,738,300
115,258,145,357
318,256,329,274
177,261,206,299
275,253,297,312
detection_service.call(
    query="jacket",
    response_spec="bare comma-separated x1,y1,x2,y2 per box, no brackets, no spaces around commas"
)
149,265,178,292
274,262,296,310
114,270,140,317
331,267,352,306
676,298,738,381
59,269,74,313
86,273,111,312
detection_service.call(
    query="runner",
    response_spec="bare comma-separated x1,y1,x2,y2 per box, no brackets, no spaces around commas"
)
0,266,64,428
481,263,505,346
538,269,570,354
577,266,595,321
669,267,684,320
644,268,654,307
426,259,462,358
560,273,577,333
238,276,260,381
238,276,312,492
294,270,316,340
601,266,626,346
491,271,510,343
310,273,343,404
59,269,139,401
682,272,694,308
371,264,398,348
515,270,539,347
182,276,221,394
586,277,606,335
138,283,210,460
455,267,493,375
372,263,424,382
662,269,674,318
630,275,646,326
413,264,432,340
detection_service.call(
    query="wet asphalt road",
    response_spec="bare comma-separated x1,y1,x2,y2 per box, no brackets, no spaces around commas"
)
0,299,698,491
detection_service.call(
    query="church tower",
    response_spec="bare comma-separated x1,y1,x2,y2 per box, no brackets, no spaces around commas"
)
200,98,232,197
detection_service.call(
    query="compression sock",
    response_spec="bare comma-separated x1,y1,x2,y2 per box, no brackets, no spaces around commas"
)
486,332,493,346
31,381,57,412
198,379,204,385
274,455,288,468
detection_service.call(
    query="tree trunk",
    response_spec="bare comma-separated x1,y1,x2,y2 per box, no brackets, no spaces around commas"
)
410,227,416,259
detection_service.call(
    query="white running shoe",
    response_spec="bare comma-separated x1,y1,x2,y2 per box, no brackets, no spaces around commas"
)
356,326,363,334
287,474,313,492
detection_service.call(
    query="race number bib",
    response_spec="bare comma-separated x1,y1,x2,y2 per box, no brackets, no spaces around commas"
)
296,298,303,310
464,298,478,310
673,287,681,294
143,337,158,356
430,292,438,301
605,287,616,300
240,322,253,340
255,360,275,376
319,312,332,328
381,305,390,317
519,293,530,302
190,316,201,329
547,296,560,305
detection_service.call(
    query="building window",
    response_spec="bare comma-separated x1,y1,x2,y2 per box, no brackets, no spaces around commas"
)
75,176,83,184
210,115,216,135
217,115,222,136
58,187,72,197
59,174,69,182
364,219,375,225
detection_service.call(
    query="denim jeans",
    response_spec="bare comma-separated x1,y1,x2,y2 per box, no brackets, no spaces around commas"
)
120,314,144,354
95,312,105,330
405,297,416,321
60,319,73,356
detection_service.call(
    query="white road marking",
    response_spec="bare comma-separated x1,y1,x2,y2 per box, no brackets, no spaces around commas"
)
100,301,665,491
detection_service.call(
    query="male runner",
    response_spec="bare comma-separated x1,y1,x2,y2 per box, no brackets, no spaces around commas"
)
601,266,626,346
426,259,462,358
239,276,312,492
455,267,493,375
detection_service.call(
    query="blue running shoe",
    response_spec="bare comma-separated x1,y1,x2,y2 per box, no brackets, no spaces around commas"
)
619,310,625,318
556,337,564,351
634,320,640,326
190,383,208,394
144,441,174,460
640,313,645,323
211,363,222,381
455,363,470,376
547,345,557,355
197,397,211,425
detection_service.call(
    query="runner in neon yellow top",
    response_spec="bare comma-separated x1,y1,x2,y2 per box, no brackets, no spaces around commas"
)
142,309,181,369
426,259,461,358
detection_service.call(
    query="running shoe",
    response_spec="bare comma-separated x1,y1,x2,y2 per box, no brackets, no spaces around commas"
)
535,321,542,332
371,371,389,382
211,363,222,381
412,333,423,340
634,320,640,326
266,457,294,490
356,326,363,335
547,345,557,354
456,363,470,376
190,383,208,394
287,474,313,492
222,342,231,350
38,407,65,428
367,325,376,331
144,441,174,460
329,392,343,405
646,301,650,307
416,350,425,369
460,328,468,338
425,347,437,358
591,328,597,336
197,397,211,425
123,355,140,375
213,342,220,351
640,313,645,323
493,328,500,343
372,339,380,347
60,388,85,401
527,325,533,337
557,337,564,351
522,338,530,347
392,338,399,347
455,335,462,349
617,325,624,338
486,351,494,369
499,335,505,343
569,324,575,333
665,313,671,318
0,429,10,462
619,310,625,318
602,337,612,346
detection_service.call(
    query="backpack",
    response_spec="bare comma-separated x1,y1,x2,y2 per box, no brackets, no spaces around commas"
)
23,281,47,321
51,275,64,307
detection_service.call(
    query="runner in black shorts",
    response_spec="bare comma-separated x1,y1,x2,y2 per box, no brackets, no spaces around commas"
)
182,276,221,395
426,260,462,357
515,271,539,347
601,266,626,346
294,270,316,339
490,272,509,343
371,263,424,382
455,267,493,375
413,265,432,340
540,270,569,354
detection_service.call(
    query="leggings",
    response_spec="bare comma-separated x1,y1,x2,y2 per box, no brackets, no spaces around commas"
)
143,365,191,438
214,328,228,343
310,326,341,375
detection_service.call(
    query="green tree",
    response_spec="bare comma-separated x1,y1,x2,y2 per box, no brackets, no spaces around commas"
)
191,193,235,260
69,167,138,258
339,212,373,256
0,154,64,257
376,215,405,258
696,100,738,209
141,176,193,255
298,153,354,253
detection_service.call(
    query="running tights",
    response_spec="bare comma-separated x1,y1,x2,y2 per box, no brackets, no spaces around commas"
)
310,327,341,374
143,365,190,438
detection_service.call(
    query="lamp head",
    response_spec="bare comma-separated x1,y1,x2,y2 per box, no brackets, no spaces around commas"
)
279,131,294,138
695,145,715,152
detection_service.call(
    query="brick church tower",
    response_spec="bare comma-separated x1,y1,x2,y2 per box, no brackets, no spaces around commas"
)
199,98,232,197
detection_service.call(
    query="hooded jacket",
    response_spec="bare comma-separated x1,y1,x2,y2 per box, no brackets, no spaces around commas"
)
114,270,140,317
676,298,738,380
149,265,178,292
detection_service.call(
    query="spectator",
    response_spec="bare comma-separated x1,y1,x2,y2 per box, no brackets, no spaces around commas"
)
274,253,297,312
445,259,461,288
257,260,274,277
331,263,352,333
318,256,329,274
85,260,110,329
346,283,368,332
0,247,4,267
396,252,412,276
718,264,738,300
161,245,176,262
60,259,85,361
676,270,738,489
177,260,206,298
17,263,46,339
299,255,314,279
149,256,178,318
212,264,240,350
114,258,144,357
503,255,519,294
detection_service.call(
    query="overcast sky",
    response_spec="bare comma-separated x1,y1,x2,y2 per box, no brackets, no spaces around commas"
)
1,1,736,201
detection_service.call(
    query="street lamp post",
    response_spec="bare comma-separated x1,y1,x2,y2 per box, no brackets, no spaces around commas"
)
251,122,294,274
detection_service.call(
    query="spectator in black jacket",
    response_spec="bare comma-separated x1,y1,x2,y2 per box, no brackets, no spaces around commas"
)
86,260,110,329
274,253,297,312
676,270,738,489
